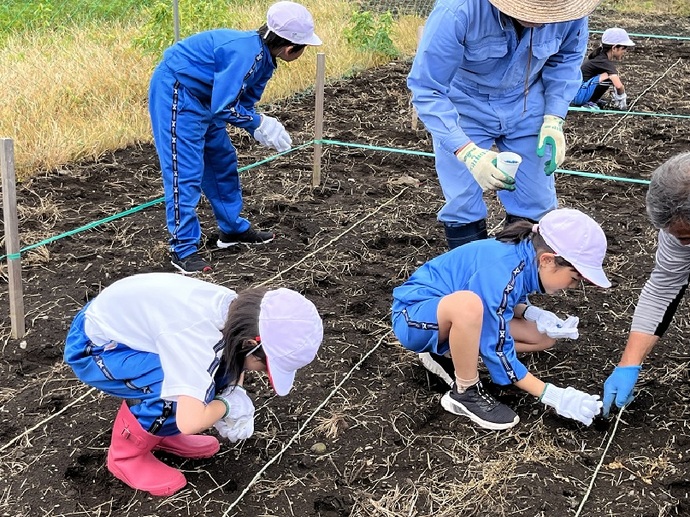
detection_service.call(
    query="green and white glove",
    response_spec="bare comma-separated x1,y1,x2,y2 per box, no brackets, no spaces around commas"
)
456,143,516,192
536,115,565,176
540,383,602,426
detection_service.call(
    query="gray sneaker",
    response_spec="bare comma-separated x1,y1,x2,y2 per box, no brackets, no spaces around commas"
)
217,227,275,249
170,252,212,275
441,381,519,430
419,352,455,387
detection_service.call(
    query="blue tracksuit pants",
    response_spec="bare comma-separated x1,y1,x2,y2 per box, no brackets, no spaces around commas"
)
434,83,557,225
64,305,194,436
149,63,251,258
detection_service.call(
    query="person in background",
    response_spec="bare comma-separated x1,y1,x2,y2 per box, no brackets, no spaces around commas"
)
603,153,690,416
392,208,609,430
408,0,602,250
572,27,635,110
64,272,323,496
149,1,322,274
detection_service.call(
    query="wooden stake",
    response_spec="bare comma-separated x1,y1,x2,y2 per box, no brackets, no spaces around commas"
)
411,25,424,131
312,52,326,187
1,138,25,339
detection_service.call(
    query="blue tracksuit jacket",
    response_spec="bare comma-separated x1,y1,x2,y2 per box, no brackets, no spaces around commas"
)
392,238,543,385
149,29,276,257
408,0,588,224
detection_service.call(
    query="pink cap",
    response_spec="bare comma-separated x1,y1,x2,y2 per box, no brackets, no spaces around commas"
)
538,208,611,288
266,1,323,46
259,288,323,396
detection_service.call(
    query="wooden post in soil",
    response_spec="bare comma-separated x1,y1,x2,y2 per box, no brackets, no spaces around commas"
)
411,25,424,130
1,138,26,339
312,52,326,187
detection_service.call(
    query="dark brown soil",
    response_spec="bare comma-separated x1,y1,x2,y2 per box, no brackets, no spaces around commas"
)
1,11,690,517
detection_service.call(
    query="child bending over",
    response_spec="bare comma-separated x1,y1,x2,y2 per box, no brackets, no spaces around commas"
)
64,273,323,496
392,209,609,430
572,27,635,110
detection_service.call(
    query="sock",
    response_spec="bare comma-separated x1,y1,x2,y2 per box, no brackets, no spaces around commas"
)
455,374,479,393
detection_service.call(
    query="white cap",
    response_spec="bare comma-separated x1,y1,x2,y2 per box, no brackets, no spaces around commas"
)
602,28,635,47
259,288,323,396
266,1,322,46
537,208,611,288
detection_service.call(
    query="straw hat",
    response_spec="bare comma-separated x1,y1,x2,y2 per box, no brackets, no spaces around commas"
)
488,0,603,24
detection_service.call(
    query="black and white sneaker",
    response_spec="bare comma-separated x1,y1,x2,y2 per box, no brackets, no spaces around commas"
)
419,352,455,387
217,227,275,249
441,381,519,430
170,252,212,275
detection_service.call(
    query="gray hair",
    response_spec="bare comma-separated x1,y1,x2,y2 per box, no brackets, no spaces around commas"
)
646,152,690,229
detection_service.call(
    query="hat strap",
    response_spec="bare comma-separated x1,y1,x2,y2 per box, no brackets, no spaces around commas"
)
532,224,539,233
246,339,262,356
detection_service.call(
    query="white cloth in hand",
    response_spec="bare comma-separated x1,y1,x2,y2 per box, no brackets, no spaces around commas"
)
253,115,292,152
523,306,579,339
213,386,255,442
540,384,602,426
612,91,627,110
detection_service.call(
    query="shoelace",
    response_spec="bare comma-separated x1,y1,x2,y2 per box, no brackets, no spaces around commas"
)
474,383,500,411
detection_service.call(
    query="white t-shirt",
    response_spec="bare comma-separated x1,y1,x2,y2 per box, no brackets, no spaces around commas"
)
83,273,237,402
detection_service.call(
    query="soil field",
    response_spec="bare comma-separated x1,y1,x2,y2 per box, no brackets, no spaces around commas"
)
1,10,690,517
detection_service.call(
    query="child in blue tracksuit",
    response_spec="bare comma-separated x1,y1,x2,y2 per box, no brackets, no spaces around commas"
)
392,208,609,430
148,1,322,274
407,0,600,249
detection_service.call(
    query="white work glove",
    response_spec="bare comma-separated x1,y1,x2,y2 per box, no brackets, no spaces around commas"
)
536,115,566,175
523,306,579,340
456,143,516,192
540,383,602,426
213,385,255,442
214,415,255,442
252,115,292,152
611,91,628,110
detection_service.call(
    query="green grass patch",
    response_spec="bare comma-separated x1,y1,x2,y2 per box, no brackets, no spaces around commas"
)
0,0,148,36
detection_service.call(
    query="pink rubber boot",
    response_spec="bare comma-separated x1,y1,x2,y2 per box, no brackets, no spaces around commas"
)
155,433,220,458
107,401,186,496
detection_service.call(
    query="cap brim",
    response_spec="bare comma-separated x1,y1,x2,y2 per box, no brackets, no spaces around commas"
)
300,33,322,46
266,359,295,396
578,266,612,288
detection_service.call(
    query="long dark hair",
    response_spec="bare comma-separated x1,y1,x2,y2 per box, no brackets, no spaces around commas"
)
221,286,270,386
257,24,306,53
496,220,574,268
588,43,614,60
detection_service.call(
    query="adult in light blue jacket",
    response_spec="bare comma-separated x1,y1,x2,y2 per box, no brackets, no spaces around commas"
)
408,0,602,249
149,2,322,274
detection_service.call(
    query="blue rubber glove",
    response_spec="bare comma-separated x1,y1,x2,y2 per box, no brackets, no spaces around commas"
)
602,365,641,417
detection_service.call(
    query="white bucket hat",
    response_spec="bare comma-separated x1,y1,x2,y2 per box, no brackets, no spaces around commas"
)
602,27,636,47
259,288,323,396
488,0,603,24
537,208,612,288
266,1,323,46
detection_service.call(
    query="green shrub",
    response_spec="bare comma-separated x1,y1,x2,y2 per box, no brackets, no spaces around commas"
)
133,0,243,54
344,10,399,58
